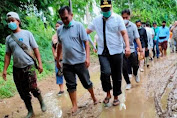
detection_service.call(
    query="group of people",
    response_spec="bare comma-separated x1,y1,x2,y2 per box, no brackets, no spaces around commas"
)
2,0,176,117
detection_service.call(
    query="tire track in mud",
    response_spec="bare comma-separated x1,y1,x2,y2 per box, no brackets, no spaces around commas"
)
144,55,177,118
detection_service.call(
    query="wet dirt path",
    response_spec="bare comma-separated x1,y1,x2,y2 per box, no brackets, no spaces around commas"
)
0,55,177,118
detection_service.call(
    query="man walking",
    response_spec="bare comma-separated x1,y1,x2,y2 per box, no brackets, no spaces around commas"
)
121,9,143,90
87,0,130,106
2,12,46,118
136,20,148,72
145,22,154,64
56,6,97,114
152,22,160,58
157,21,170,57
170,21,177,53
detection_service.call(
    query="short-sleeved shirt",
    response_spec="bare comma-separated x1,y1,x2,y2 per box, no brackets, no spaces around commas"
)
157,26,170,43
5,30,38,68
145,27,155,49
88,13,126,55
152,27,159,40
57,20,88,65
123,21,139,53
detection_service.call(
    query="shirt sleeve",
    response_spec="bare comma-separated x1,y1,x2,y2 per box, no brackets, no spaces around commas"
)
57,28,62,43
88,20,96,31
133,24,140,39
118,16,126,31
5,36,11,53
79,23,88,41
29,32,38,49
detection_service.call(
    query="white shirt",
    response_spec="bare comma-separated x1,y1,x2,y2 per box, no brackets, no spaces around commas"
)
145,27,154,49
88,13,126,55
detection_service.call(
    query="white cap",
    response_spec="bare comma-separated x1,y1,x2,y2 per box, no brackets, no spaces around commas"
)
6,12,20,21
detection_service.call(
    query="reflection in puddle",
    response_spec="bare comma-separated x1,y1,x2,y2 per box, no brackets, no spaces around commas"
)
44,92,63,118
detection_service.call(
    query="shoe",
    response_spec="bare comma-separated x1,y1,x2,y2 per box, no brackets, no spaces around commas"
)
126,84,132,90
135,75,140,83
24,101,34,118
128,74,133,78
140,68,144,72
37,94,47,112
58,91,64,96
147,64,150,68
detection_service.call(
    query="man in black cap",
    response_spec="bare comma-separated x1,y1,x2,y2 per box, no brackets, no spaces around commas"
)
156,21,170,57
87,0,130,106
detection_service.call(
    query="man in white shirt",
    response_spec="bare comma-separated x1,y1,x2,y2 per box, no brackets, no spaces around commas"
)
86,0,130,106
145,22,154,66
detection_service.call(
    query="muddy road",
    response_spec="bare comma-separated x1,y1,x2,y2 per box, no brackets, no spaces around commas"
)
0,54,177,118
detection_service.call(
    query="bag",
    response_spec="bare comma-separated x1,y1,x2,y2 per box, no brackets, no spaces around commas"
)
11,34,39,69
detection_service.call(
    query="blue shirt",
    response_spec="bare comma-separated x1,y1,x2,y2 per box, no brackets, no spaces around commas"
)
157,26,170,43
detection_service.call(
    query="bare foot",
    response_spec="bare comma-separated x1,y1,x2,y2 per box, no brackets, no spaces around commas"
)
93,98,99,105
71,106,78,113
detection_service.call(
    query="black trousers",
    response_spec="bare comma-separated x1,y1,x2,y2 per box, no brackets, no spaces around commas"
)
13,65,41,103
63,63,93,93
98,53,123,96
123,52,139,84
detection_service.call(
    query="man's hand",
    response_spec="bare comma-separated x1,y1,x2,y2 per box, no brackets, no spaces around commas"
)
38,64,43,74
2,70,7,81
93,49,97,53
125,47,131,58
85,58,90,68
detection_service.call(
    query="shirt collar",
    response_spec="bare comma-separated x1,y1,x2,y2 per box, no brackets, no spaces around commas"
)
63,20,74,29
126,22,132,28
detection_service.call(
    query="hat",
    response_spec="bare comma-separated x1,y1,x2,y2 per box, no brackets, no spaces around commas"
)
6,12,20,21
100,0,112,8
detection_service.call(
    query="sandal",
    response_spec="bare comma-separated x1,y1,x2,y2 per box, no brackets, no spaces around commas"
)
113,99,120,106
103,97,111,104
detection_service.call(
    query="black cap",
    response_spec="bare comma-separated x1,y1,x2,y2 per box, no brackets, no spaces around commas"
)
162,21,166,23
100,0,112,8
153,22,157,25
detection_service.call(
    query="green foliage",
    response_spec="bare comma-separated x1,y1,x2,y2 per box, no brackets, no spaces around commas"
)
112,0,177,25
0,44,13,74
24,15,55,76
0,76,16,98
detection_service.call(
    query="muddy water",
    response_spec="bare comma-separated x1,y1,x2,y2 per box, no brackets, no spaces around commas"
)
99,71,157,118
1,54,177,118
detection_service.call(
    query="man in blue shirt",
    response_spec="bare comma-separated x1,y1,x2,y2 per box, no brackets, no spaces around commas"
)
152,22,160,58
157,21,170,57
